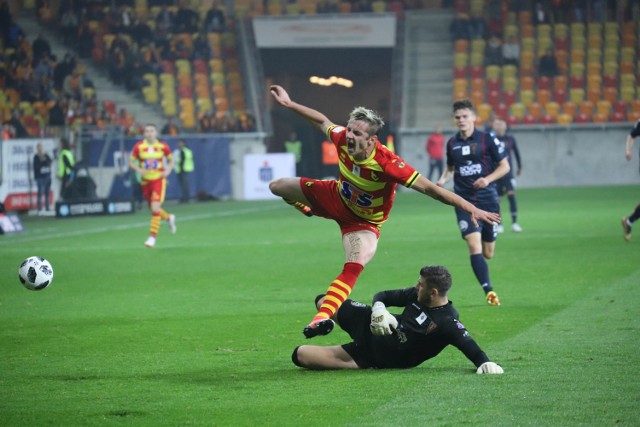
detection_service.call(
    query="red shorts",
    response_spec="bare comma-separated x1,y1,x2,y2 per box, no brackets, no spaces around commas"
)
300,178,381,238
141,178,166,203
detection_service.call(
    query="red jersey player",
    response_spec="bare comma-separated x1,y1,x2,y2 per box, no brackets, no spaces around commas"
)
129,124,176,248
268,85,501,338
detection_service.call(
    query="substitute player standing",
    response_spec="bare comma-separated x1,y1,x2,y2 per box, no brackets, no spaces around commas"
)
269,85,501,338
492,118,523,233
129,124,176,248
437,99,510,305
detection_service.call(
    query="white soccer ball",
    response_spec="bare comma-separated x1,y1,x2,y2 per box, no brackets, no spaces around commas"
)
18,256,54,291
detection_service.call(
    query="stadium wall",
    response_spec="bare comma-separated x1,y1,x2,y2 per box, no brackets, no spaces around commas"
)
398,125,639,188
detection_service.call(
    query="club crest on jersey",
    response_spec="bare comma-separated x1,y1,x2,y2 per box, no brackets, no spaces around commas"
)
352,165,361,176
462,146,470,155
416,312,428,325
393,160,405,168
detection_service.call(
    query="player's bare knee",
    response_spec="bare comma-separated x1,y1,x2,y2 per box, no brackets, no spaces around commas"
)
483,249,494,259
292,345,310,368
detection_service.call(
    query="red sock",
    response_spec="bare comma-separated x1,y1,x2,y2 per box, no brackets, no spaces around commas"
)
311,262,364,324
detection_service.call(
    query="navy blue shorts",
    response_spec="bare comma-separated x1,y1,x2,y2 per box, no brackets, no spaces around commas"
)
496,174,515,196
455,200,499,242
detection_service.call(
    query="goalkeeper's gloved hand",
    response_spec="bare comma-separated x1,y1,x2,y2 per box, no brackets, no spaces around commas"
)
476,362,504,374
370,302,398,336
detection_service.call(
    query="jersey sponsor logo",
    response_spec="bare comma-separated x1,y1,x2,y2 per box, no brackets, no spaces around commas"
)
459,161,482,176
462,146,470,155
349,300,366,308
144,159,159,169
455,320,465,329
416,312,427,325
353,165,361,176
458,220,469,232
393,159,405,168
340,181,373,207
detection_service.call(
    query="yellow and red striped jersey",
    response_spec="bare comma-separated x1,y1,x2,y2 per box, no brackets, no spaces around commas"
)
328,125,420,224
130,139,172,181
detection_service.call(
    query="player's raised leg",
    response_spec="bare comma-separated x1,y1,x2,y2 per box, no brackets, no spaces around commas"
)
269,177,313,216
304,230,377,338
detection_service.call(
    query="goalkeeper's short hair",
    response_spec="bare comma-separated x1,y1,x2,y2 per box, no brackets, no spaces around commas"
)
419,265,452,294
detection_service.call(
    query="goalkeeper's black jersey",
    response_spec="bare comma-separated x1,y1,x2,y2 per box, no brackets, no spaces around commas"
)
369,287,489,369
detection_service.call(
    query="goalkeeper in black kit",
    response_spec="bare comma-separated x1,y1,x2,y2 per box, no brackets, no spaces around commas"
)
292,265,503,374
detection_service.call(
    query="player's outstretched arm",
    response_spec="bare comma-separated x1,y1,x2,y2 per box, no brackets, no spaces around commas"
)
269,85,334,134
411,176,501,227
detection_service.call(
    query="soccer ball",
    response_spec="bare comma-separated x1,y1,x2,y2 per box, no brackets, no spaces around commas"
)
18,256,54,291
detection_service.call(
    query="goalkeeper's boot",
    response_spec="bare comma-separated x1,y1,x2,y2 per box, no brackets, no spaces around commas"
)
285,199,314,217
303,319,334,339
168,214,177,234
486,291,500,306
621,217,632,241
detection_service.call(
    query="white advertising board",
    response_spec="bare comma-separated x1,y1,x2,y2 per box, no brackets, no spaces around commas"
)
253,15,396,48
243,153,295,200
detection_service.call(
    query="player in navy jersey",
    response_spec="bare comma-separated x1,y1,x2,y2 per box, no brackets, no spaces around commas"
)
291,265,504,374
492,118,523,233
621,120,640,241
436,99,510,306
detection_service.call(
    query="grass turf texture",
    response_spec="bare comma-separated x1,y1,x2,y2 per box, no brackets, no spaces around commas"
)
1,185,638,426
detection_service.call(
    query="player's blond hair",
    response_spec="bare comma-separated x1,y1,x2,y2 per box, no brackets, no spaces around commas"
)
349,106,385,136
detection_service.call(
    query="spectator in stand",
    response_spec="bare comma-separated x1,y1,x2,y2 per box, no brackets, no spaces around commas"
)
204,1,226,33
161,117,180,135
426,125,445,182
62,67,84,101
468,11,486,39
48,98,66,127
5,110,28,138
449,11,470,41
538,48,558,78
60,8,78,44
534,2,550,25
484,35,503,66
0,1,12,46
199,110,216,132
32,33,51,64
175,3,199,33
193,31,213,60
131,18,153,45
502,35,520,68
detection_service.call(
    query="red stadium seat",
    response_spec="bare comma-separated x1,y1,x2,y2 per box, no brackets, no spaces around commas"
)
522,113,538,124
538,76,551,90
470,65,484,79
553,87,567,103
574,111,591,123
539,113,556,124
610,111,626,122
487,89,501,107
453,66,468,79
503,90,517,106
487,78,500,92
570,75,585,89
613,100,627,115
603,74,617,88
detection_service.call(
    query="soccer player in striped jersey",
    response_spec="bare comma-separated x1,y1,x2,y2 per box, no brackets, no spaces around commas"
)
129,124,176,248
269,85,501,338
437,99,510,306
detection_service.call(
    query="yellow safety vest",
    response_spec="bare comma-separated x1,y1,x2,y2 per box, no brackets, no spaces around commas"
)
176,147,194,173
57,149,74,178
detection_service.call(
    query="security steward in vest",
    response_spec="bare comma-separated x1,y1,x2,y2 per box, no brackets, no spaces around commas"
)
176,139,194,203
58,138,75,200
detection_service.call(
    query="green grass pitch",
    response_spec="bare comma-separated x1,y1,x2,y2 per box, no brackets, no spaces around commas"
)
1,185,639,426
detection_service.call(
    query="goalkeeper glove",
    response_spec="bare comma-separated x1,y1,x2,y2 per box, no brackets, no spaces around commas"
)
370,302,398,336
476,362,504,374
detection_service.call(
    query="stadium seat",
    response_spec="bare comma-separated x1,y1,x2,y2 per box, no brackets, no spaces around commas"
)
553,87,567,103
477,103,492,122
610,111,626,122
520,89,535,106
487,89,501,107
510,102,526,119
596,100,611,117
454,39,469,53
521,38,535,53
555,50,568,75
587,62,602,76
587,48,601,64
557,113,573,124
471,90,484,106
503,90,517,106
572,35,586,50
574,111,591,123
570,62,585,78
527,102,542,119
613,100,627,115
522,113,538,124
578,100,594,116
587,74,602,91
587,34,602,50
494,103,509,119
470,65,484,79
537,89,551,105
570,88,586,104
471,78,484,93
562,101,577,117
520,76,535,91
453,79,468,93
537,24,552,39
453,66,468,79
603,87,618,103
554,23,568,38
540,113,556,124
546,101,561,118
471,39,486,55
503,76,518,92
603,74,617,88
587,87,601,104
570,75,585,89
621,86,636,102
454,53,468,68
538,76,551,90
485,65,501,80
487,78,500,92
587,22,602,36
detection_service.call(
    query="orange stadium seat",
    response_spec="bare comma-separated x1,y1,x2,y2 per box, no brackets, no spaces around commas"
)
579,100,594,115
596,100,611,117
538,76,551,90
471,78,484,93
520,76,535,91
587,87,601,104
557,113,573,124
537,89,551,105
527,102,542,119
562,101,577,117
603,87,618,103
